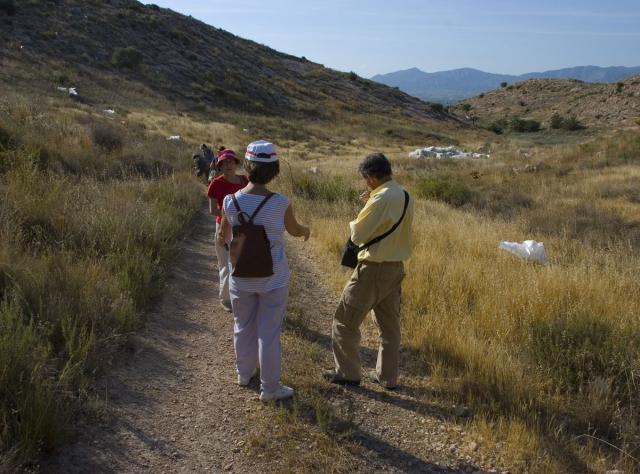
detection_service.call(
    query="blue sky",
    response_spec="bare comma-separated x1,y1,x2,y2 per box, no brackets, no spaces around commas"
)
148,1,640,77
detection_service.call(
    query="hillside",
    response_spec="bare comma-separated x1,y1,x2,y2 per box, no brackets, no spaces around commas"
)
450,75,640,130
0,0,453,127
372,65,640,103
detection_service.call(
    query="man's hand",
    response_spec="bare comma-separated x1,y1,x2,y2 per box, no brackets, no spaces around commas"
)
359,190,370,203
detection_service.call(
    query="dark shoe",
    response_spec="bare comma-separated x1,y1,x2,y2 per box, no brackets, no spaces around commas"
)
367,370,397,390
322,369,360,386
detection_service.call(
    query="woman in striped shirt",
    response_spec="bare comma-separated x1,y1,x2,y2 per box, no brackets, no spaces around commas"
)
218,140,309,402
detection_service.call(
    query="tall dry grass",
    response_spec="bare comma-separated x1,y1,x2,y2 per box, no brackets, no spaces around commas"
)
0,94,201,463
278,129,640,472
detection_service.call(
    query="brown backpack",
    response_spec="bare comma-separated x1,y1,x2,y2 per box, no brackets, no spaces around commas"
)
229,193,275,278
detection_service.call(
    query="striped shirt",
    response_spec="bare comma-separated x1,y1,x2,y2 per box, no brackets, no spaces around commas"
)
223,192,290,293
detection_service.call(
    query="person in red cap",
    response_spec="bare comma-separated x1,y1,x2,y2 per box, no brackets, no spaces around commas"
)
207,149,249,311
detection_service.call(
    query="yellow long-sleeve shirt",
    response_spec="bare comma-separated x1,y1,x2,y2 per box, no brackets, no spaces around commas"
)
349,180,413,263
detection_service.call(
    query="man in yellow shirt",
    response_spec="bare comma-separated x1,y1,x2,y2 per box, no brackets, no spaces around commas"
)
324,153,413,389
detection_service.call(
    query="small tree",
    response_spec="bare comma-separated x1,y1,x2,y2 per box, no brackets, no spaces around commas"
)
430,102,444,113
550,112,563,129
500,81,508,88
111,47,143,69
461,103,472,112
616,82,624,93
348,71,358,81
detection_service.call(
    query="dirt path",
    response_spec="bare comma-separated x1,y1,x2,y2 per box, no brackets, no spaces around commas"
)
43,208,505,474
44,209,262,473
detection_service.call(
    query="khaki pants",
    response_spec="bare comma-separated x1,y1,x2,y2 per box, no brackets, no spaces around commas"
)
332,261,405,387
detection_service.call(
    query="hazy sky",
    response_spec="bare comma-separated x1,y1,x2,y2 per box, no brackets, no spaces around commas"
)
148,1,640,77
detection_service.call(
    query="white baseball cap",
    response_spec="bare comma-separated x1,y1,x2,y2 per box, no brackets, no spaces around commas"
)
245,140,278,163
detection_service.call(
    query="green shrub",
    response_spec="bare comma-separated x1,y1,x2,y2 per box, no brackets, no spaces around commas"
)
289,172,359,204
111,47,143,69
91,123,123,151
348,71,358,81
488,120,505,134
430,102,444,113
510,117,541,133
616,81,624,93
415,174,473,207
550,112,563,129
562,115,583,131
500,81,508,88
0,0,16,15
461,103,472,112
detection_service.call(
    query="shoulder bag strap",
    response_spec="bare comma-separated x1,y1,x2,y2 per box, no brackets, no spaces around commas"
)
231,194,250,225
360,191,409,250
248,193,276,223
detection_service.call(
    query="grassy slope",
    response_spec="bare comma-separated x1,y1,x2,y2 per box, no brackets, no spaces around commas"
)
266,128,640,473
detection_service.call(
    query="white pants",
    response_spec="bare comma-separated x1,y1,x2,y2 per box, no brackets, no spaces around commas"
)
214,222,230,305
230,285,288,393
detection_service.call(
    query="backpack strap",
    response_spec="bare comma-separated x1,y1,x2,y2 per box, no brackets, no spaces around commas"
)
360,191,410,250
231,194,251,225
248,193,276,223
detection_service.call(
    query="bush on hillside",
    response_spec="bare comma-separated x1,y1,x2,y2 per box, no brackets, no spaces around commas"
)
111,47,143,69
91,123,123,152
430,102,445,113
0,0,16,15
461,103,472,112
415,174,474,207
488,119,506,134
562,115,583,131
550,112,563,129
510,117,541,133
500,81,508,88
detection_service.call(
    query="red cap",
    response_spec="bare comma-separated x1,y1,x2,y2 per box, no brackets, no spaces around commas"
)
216,149,238,168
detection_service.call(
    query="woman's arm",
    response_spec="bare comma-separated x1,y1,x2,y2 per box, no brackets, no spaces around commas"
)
209,198,221,217
208,198,221,217
217,207,231,246
284,204,310,241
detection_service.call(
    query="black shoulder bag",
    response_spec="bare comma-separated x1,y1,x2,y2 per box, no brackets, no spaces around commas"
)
341,191,410,268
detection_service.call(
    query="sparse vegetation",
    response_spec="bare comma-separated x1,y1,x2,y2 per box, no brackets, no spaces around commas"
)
414,174,474,207
510,117,541,132
281,129,640,473
111,47,143,69
0,95,200,462
500,81,508,88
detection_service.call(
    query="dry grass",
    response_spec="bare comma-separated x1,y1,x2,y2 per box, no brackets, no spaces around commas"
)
274,128,640,472
0,94,202,464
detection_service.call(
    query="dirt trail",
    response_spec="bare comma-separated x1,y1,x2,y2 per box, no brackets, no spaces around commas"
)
43,208,503,473
44,209,262,473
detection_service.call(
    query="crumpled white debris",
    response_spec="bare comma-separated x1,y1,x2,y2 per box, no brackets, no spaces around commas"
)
409,146,489,160
103,109,116,114
167,135,181,141
56,86,78,97
499,240,548,264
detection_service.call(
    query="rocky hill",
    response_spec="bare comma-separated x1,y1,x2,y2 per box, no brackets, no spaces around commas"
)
450,75,640,129
0,0,450,125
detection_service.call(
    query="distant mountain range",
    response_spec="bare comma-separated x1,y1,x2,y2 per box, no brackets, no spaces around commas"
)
371,66,640,103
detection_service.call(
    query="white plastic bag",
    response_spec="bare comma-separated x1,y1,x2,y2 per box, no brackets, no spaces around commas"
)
499,240,548,264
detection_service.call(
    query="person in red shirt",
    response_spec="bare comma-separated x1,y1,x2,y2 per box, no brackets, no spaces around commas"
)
207,149,248,311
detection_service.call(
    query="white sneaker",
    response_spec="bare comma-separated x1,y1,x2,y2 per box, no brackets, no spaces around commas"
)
237,368,258,386
259,384,294,402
